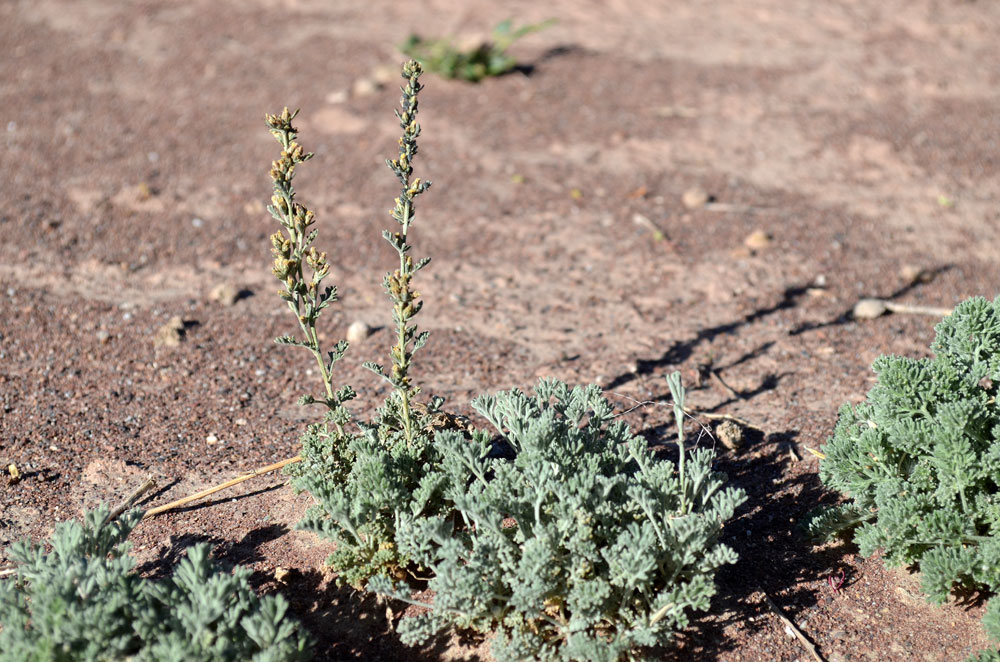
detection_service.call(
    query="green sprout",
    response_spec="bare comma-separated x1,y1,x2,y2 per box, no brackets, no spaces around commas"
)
400,19,555,82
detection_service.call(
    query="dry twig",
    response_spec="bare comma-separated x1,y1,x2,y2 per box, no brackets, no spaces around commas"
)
104,476,157,525
143,456,301,519
763,593,825,662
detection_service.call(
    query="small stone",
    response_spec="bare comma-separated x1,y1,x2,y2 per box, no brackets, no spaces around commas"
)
234,417,248,426
682,187,710,209
853,298,888,319
715,419,745,450
96,329,111,344
205,434,218,445
900,264,933,285
744,229,772,250
371,64,397,85
346,320,371,344
154,316,186,347
274,567,290,583
352,78,380,97
324,89,348,104
209,282,239,306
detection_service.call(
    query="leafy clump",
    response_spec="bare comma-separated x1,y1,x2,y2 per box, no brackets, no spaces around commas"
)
0,505,311,662
400,19,554,82
270,62,744,660
807,295,1000,651
372,377,746,662
283,61,458,589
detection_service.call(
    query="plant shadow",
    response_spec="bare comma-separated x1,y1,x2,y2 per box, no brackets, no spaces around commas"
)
257,565,484,661
640,425,855,660
604,284,811,392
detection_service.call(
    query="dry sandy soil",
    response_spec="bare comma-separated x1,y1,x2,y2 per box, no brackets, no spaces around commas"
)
2,1,1000,660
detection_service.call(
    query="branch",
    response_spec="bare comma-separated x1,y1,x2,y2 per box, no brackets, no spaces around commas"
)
143,456,301,519
763,593,825,662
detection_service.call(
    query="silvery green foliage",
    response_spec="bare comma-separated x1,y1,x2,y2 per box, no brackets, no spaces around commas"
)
0,505,311,662
289,393,457,589
806,296,1000,655
371,378,746,662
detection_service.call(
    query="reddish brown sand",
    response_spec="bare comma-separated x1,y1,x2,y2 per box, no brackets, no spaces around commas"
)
2,1,999,660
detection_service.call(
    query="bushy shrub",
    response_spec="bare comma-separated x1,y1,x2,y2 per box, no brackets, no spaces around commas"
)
0,505,311,662
807,295,1000,654
371,377,746,662
270,62,744,660
288,394,471,589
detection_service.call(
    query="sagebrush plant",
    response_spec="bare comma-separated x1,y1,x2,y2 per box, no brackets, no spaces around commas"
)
370,375,747,662
272,60,745,660
400,19,555,82
806,295,1000,659
0,505,310,662
281,61,457,589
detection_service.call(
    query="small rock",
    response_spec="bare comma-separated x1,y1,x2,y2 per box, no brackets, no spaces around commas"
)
346,320,371,344
853,298,888,319
209,282,239,306
371,64,397,85
900,264,933,285
352,78,380,97
96,329,111,344
324,89,348,105
205,434,218,445
153,316,186,347
744,229,772,250
234,417,248,426
682,187,710,209
715,419,745,450
274,567,290,583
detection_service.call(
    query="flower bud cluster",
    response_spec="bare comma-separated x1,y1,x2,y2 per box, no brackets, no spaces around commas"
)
365,60,433,442
265,107,350,417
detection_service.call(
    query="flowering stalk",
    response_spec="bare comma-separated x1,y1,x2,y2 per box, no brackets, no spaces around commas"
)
266,107,355,434
363,60,432,442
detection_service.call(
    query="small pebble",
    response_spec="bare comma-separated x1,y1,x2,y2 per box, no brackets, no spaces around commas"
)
205,434,218,445
853,298,888,319
682,187,710,209
346,320,371,344
744,229,772,250
372,65,397,85
352,78,380,97
234,418,248,426
154,316,186,347
96,330,110,344
209,282,240,306
324,89,348,104
716,419,745,450
191,217,204,228
900,264,933,285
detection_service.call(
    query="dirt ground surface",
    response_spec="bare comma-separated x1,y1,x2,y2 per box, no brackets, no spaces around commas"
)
3,1,1000,660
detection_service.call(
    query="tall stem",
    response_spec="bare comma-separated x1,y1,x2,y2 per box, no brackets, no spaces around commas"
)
376,60,432,443
666,371,689,514
265,107,353,434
